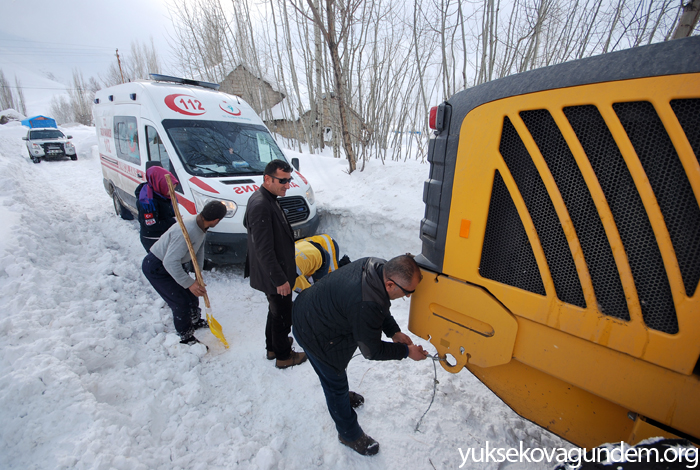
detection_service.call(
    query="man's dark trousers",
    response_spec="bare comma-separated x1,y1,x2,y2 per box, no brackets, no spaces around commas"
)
266,293,293,360
141,236,158,253
142,252,198,336
294,331,363,442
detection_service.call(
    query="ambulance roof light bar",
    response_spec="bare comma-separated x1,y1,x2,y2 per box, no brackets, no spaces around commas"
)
148,73,220,91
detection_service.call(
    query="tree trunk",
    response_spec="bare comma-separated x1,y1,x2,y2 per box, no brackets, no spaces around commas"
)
328,36,357,173
302,0,357,173
671,0,700,39
314,0,325,152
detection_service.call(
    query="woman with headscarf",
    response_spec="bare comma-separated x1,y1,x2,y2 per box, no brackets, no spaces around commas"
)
135,166,178,252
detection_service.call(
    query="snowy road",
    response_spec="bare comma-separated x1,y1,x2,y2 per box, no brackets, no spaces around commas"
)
0,122,570,469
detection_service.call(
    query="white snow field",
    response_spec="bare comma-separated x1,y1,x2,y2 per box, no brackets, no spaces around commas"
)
0,121,571,469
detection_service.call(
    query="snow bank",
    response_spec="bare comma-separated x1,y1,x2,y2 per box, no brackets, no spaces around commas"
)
0,108,24,123
284,149,425,261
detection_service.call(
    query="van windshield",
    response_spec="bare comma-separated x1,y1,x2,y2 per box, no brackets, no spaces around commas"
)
162,119,286,177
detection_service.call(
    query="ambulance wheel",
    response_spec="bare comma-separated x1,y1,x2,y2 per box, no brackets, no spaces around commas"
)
203,260,216,271
112,190,133,220
31,156,41,164
70,155,77,161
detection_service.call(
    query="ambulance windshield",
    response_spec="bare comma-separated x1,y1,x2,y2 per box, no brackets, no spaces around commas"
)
162,120,286,177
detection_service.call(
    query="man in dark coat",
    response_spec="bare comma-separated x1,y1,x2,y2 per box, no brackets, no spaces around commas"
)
292,254,428,455
244,159,307,369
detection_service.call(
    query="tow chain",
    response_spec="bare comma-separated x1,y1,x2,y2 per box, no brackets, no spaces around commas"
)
415,353,445,432
350,351,446,433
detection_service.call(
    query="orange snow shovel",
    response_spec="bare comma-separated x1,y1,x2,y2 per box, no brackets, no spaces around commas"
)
165,174,229,348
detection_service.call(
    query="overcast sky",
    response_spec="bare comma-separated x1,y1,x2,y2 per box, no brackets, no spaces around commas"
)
0,0,177,85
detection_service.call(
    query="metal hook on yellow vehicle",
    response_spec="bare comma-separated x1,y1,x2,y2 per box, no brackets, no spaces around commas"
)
432,337,469,373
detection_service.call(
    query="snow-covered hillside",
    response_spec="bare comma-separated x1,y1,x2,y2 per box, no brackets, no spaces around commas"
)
0,56,71,118
0,121,571,469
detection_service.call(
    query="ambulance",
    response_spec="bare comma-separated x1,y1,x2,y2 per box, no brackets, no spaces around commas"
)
94,74,319,264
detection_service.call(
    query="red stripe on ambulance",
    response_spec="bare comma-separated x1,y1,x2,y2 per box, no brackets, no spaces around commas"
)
100,154,144,184
189,176,220,194
176,194,196,215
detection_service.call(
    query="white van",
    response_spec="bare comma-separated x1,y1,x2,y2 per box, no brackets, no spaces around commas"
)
94,74,319,264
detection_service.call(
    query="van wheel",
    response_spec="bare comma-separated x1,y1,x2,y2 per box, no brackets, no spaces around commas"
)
203,260,216,271
112,190,134,220
31,157,41,164
70,155,77,161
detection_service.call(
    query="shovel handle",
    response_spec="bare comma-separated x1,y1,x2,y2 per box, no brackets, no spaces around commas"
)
164,174,211,309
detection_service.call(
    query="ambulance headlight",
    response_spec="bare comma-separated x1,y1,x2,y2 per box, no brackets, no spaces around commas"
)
306,185,315,205
191,189,237,218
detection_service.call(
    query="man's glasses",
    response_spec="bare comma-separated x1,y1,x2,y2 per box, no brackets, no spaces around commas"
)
270,175,294,185
388,277,415,296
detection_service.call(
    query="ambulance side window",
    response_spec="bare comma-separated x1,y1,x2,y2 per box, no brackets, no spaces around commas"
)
114,116,140,165
146,125,172,173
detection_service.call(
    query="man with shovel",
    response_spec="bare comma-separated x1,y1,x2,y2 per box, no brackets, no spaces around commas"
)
142,200,227,346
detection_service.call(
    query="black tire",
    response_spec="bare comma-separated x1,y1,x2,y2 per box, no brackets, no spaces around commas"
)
112,190,133,220
203,260,217,271
70,155,77,161
32,156,41,164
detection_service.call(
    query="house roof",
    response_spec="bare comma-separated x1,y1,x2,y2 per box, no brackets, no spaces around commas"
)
269,97,306,121
223,64,282,94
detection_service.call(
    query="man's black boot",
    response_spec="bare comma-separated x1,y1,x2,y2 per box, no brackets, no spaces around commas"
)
192,318,208,330
179,333,208,351
338,433,379,456
349,391,364,409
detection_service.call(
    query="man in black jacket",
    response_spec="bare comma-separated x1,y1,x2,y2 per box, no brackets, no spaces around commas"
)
244,159,307,369
292,254,428,455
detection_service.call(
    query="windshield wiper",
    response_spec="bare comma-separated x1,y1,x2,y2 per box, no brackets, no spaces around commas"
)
187,163,229,177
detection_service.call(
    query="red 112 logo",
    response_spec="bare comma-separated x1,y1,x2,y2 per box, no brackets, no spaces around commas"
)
164,94,206,116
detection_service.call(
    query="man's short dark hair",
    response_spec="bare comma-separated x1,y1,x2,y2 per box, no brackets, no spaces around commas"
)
384,254,420,284
264,159,293,177
200,201,227,221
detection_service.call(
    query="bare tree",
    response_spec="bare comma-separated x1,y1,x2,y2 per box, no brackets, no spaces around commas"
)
0,72,27,116
671,0,700,38
68,70,94,125
49,70,96,125
169,0,228,82
164,0,689,170
102,39,162,86
14,76,27,116
292,0,362,173
0,70,16,111
49,95,72,125
0,71,27,118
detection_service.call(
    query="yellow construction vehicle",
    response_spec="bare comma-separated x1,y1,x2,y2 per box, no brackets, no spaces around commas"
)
409,36,700,448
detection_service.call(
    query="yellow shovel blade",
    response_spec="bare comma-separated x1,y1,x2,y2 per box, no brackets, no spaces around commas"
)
206,308,229,348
